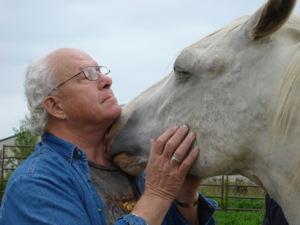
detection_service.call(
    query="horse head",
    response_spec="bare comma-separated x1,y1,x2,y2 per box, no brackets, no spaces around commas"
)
107,0,300,223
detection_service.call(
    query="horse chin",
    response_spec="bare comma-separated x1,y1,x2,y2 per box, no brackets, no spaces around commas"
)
113,153,147,177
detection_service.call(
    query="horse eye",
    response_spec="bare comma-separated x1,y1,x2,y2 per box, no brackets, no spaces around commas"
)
181,71,190,75
173,66,192,83
174,66,190,75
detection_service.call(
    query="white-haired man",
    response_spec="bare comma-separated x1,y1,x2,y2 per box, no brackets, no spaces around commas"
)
0,48,216,225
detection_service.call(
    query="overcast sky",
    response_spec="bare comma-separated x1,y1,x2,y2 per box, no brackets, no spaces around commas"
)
1,0,300,139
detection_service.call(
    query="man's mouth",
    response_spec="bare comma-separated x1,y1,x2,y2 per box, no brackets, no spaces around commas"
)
102,96,114,103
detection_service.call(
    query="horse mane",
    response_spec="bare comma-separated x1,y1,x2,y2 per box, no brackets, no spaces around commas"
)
271,13,300,191
185,16,249,52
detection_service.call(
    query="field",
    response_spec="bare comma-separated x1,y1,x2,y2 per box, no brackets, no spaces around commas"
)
198,176,266,224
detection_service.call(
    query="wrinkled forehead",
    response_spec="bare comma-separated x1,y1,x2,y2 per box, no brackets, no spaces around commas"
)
47,48,97,81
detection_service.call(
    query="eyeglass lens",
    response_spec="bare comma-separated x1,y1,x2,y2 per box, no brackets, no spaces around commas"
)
83,66,110,81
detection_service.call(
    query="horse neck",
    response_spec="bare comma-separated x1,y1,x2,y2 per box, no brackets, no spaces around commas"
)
240,131,300,224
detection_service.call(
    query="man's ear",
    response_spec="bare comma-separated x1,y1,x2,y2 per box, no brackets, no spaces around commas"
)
43,96,66,120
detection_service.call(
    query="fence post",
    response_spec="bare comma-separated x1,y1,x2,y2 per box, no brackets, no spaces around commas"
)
225,176,229,212
0,145,35,206
221,175,224,210
235,177,237,202
0,145,5,204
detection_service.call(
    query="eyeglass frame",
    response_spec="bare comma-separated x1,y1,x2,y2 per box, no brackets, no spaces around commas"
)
47,66,110,96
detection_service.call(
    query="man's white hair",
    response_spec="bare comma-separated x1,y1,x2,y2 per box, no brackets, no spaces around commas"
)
24,56,56,136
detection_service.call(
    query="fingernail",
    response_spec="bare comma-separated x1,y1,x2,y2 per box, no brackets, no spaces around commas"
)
182,125,188,131
173,126,179,131
193,147,199,153
188,132,195,139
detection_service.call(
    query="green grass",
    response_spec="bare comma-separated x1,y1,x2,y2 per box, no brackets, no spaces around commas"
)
213,210,265,225
210,197,264,210
207,197,265,224
198,178,266,224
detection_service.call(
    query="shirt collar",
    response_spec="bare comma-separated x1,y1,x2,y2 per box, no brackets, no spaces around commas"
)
42,132,86,163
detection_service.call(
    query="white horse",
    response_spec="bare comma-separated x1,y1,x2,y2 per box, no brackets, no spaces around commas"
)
106,0,300,224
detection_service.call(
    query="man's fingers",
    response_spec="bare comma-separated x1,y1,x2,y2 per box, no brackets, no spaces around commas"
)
170,131,195,163
163,125,190,159
145,126,200,203
150,138,156,147
151,126,179,155
179,147,199,174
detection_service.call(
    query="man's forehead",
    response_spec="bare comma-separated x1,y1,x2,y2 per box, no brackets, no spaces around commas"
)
47,48,96,75
48,48,90,64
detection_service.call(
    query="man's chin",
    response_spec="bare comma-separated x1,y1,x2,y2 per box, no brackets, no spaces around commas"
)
110,104,123,120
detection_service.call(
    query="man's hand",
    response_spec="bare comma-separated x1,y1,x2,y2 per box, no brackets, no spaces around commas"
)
173,174,202,225
131,125,199,225
144,125,199,202
176,174,202,203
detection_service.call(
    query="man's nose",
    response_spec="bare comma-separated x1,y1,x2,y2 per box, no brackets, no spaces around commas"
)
97,73,112,90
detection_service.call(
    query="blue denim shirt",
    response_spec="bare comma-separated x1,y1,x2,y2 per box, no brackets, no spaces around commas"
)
0,133,217,225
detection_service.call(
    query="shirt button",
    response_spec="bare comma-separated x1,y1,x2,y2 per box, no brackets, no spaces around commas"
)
77,151,82,156
98,208,102,213
87,178,91,182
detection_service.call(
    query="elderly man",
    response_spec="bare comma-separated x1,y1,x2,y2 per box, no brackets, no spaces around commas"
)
0,48,216,225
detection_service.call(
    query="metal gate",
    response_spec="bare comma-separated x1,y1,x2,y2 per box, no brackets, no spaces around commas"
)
0,145,35,205
199,176,264,211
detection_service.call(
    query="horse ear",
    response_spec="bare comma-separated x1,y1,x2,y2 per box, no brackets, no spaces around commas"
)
247,0,297,40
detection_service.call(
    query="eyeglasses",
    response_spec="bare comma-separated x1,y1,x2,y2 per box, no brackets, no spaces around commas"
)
48,66,110,96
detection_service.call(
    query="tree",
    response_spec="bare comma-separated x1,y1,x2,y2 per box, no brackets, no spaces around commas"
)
1,121,39,191
6,120,38,168
13,120,38,146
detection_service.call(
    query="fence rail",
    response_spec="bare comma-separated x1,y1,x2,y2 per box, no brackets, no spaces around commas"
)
200,176,225,210
1,145,35,205
224,176,264,211
1,145,265,211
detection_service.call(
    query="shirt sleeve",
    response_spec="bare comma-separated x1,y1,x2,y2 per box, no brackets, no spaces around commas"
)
0,174,92,225
116,214,150,225
162,194,217,225
262,193,289,225
134,172,217,225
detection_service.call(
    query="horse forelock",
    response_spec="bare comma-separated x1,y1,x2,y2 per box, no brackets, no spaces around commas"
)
174,16,249,79
189,16,250,49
